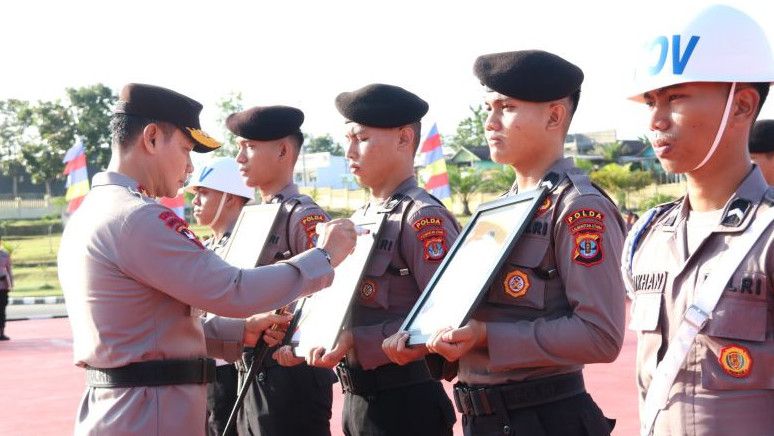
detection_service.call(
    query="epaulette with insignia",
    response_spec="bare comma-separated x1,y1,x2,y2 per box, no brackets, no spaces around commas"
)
379,193,407,213
721,198,752,228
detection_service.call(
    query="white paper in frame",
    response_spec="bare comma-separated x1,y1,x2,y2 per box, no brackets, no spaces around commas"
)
291,212,387,357
219,203,283,268
402,186,549,345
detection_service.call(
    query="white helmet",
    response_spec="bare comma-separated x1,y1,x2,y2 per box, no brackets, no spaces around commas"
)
186,157,254,200
628,4,774,101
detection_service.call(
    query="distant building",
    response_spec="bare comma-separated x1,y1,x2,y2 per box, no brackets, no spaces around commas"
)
448,146,500,171
293,152,352,189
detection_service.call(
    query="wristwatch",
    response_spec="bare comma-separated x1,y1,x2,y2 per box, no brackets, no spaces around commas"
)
316,247,332,265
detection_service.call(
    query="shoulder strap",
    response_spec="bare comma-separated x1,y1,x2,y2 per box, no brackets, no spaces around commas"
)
276,198,302,260
640,206,774,436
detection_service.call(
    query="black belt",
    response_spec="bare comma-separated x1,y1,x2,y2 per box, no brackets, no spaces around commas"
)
85,358,216,388
336,360,432,395
454,372,585,416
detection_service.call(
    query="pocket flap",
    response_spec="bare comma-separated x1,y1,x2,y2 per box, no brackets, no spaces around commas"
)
628,292,662,331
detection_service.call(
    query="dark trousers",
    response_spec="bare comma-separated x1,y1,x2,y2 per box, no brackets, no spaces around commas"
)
462,392,614,436
237,363,335,436
206,363,239,436
0,290,8,331
343,380,456,436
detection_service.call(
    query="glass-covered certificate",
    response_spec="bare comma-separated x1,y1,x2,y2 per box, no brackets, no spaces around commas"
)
291,212,387,357
401,186,549,345
220,203,283,268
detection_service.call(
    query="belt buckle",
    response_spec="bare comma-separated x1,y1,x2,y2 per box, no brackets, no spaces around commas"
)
683,304,710,330
337,364,353,393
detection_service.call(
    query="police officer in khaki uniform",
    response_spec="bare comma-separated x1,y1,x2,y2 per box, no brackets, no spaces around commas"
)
749,120,774,184
0,235,13,341
418,51,625,436
228,106,337,436
622,5,774,436
186,157,255,436
276,84,460,435
57,83,357,436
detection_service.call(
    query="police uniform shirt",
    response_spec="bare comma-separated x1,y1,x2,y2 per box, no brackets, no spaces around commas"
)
257,183,329,266
349,177,460,370
624,166,774,436
58,171,334,435
459,157,626,386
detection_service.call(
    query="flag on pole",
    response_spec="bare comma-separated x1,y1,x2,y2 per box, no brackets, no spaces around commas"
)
418,123,452,205
159,191,185,220
159,194,186,220
62,139,90,213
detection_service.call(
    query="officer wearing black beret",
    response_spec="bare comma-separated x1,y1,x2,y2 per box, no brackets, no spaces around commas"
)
229,105,338,436
422,51,625,436
275,84,461,435
749,119,774,184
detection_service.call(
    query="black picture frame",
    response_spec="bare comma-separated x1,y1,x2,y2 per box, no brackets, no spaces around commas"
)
401,186,550,345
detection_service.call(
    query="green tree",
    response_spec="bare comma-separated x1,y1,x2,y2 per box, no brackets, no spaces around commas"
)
66,84,117,171
480,165,515,193
0,99,32,197
448,165,484,215
595,141,624,163
22,100,77,196
446,105,487,152
304,133,344,156
214,92,243,157
589,163,652,209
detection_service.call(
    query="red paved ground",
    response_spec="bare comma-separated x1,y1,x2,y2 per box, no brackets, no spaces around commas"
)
0,310,638,435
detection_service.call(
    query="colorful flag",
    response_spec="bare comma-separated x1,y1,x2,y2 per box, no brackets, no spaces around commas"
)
159,194,186,220
62,139,90,213
418,123,452,205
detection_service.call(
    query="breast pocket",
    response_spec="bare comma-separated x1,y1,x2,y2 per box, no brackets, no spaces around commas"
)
356,251,391,310
628,291,662,332
487,235,549,310
702,272,768,341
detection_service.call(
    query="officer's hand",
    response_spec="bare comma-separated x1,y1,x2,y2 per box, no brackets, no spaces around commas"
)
273,345,306,367
308,329,354,368
317,219,357,267
382,331,428,365
242,312,293,347
426,320,487,362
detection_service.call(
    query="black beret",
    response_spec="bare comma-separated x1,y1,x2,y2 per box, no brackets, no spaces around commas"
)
335,83,429,128
750,120,774,153
473,50,584,102
226,106,304,141
113,83,221,153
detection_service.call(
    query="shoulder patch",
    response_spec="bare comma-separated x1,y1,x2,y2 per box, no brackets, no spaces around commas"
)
158,211,204,249
572,232,604,267
503,269,530,298
301,213,326,249
412,215,448,261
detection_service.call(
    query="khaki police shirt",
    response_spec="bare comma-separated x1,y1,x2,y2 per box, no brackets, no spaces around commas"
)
459,158,626,386
624,167,774,436
349,177,461,370
58,171,333,436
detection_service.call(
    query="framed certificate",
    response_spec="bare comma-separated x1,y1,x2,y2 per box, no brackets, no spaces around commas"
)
219,203,283,268
401,186,549,345
290,212,387,357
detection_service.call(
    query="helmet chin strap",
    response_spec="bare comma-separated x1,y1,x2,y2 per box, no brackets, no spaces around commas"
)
691,82,736,172
203,192,229,228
